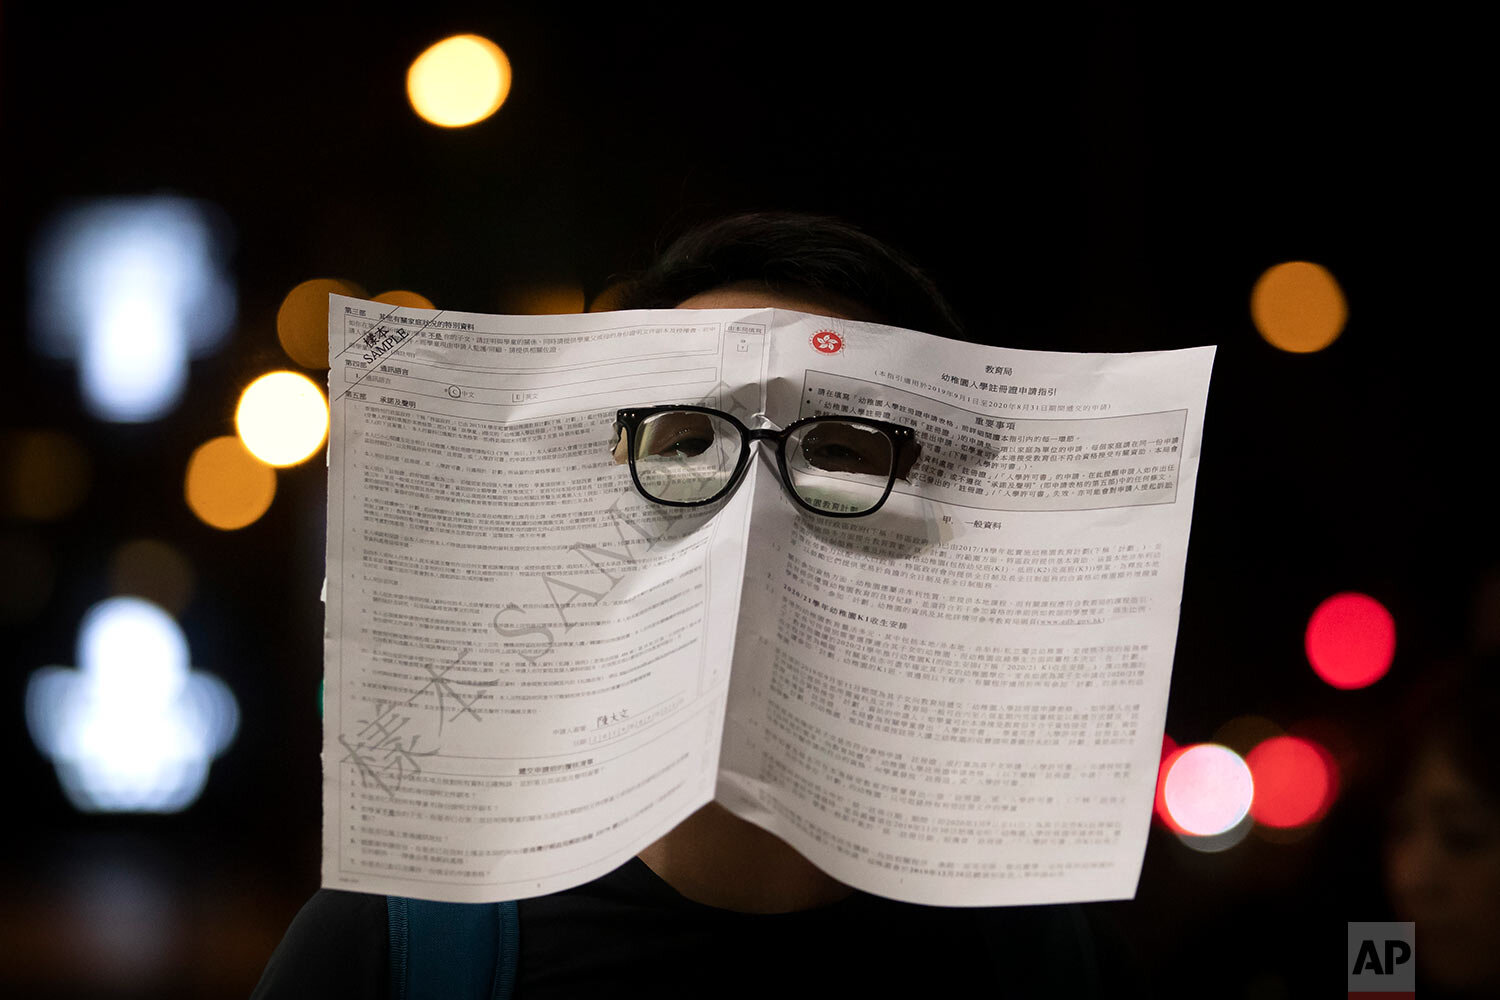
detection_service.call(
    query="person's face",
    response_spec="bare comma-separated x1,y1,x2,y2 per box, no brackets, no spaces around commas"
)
1384,746,1500,993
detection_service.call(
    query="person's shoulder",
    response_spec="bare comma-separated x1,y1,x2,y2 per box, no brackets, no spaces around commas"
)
973,901,1149,998
250,889,389,1000
846,897,1146,997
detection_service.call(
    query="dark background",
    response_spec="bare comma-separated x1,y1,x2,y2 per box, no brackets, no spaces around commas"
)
1,4,1489,996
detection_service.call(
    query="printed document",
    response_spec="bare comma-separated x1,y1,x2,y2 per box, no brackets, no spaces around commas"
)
323,295,1214,906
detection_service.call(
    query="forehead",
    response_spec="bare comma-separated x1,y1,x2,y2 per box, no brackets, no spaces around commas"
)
674,280,873,322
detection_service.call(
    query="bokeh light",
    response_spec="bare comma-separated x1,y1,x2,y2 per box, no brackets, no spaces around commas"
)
1305,591,1396,689
109,539,195,615
29,197,236,421
235,371,329,467
184,436,276,530
373,289,436,310
1154,736,1189,834
1162,743,1254,836
1246,735,1337,828
2,429,90,520
1250,260,1347,353
588,283,628,313
276,278,365,369
499,277,586,315
25,597,238,813
1178,812,1255,853
407,34,512,128
1210,714,1282,757
60,857,178,986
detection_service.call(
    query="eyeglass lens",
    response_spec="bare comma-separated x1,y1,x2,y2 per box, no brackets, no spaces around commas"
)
631,410,894,513
785,419,894,514
633,410,745,502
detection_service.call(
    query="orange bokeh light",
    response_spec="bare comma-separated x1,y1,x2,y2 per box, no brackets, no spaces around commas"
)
184,436,276,530
407,34,512,128
1250,260,1348,353
277,278,367,369
373,290,436,311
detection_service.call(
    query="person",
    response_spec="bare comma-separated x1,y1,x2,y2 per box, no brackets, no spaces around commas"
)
1382,658,1500,998
252,212,1136,998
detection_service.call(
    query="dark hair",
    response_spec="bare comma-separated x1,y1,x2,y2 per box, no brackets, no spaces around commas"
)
614,212,964,339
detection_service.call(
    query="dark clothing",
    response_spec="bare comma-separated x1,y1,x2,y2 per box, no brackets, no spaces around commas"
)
253,857,1134,998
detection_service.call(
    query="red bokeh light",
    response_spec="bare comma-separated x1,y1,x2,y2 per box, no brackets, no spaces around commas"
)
1246,735,1338,828
1154,736,1189,834
1304,591,1396,689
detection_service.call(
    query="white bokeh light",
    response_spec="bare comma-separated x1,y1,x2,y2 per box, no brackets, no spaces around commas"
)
75,595,189,705
235,371,329,466
1177,812,1256,853
78,295,188,423
26,597,238,813
1162,743,1255,836
29,197,236,422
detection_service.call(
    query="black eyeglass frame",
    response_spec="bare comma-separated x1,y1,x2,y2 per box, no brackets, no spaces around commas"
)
613,405,921,518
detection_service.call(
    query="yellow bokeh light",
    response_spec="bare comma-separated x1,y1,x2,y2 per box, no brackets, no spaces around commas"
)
277,278,366,369
185,436,276,531
407,34,512,128
110,539,195,615
374,290,436,310
236,371,329,467
1250,261,1348,353
1210,714,1282,757
588,283,628,313
2,429,90,521
499,278,586,315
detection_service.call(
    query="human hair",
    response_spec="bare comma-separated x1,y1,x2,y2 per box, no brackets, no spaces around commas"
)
614,211,964,339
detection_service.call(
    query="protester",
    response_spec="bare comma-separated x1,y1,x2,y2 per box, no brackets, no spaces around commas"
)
252,212,1138,998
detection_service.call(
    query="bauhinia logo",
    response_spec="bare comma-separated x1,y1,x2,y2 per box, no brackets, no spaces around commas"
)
361,324,411,363
1348,921,1415,998
811,329,843,355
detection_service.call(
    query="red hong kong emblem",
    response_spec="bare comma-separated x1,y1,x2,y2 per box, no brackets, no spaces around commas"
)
811,329,844,354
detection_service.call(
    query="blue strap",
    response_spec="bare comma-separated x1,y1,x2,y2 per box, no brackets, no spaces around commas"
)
387,896,519,1000
495,900,519,999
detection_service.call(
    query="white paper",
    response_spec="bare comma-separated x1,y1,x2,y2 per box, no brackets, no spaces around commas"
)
323,295,1213,906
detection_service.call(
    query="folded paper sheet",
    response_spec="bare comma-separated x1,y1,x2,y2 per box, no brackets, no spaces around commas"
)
323,295,1214,906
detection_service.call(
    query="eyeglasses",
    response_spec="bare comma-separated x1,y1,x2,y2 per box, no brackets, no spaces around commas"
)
611,405,921,517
